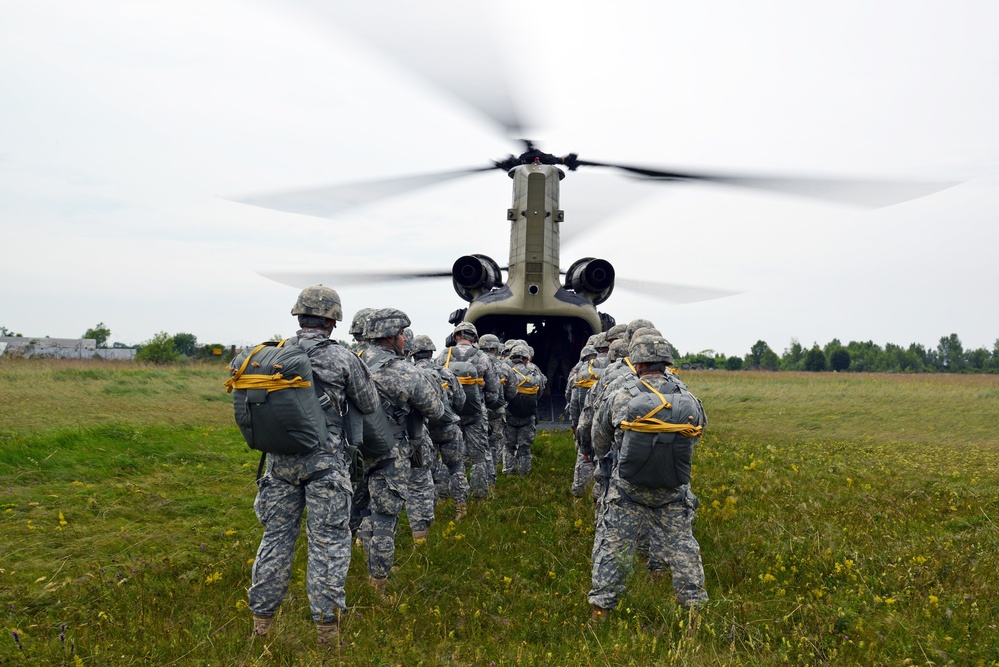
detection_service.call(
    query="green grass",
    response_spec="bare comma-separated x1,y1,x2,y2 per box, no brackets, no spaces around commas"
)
1,361,997,665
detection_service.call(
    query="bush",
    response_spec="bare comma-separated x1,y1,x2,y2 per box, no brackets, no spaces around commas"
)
804,345,827,372
136,331,182,364
830,348,851,371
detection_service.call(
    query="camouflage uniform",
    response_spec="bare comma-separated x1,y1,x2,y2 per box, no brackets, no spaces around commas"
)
479,334,510,485
503,347,546,475
436,328,501,498
357,313,444,581
415,356,469,505
588,336,708,612
568,346,599,497
247,326,381,625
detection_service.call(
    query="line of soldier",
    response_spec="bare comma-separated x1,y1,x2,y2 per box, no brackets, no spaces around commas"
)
246,286,546,647
565,318,710,623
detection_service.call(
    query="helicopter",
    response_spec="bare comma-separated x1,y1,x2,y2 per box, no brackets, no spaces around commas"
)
229,4,955,419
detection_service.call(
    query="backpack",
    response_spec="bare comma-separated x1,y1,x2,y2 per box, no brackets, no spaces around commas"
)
507,365,540,418
616,376,705,488
572,359,600,408
348,348,403,459
225,340,328,456
444,346,484,417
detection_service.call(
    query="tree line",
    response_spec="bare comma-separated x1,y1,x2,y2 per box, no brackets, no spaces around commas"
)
678,333,999,373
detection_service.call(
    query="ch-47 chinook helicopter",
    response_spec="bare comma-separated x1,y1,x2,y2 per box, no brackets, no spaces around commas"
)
230,4,955,419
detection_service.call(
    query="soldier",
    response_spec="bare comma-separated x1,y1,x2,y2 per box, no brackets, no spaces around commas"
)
247,285,380,646
568,344,599,497
588,334,708,621
411,333,471,521
478,333,513,483
402,329,438,543
356,309,444,592
436,322,502,498
348,308,375,354
503,344,546,475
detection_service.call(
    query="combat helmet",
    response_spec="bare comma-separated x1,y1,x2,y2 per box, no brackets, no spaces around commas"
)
630,327,662,342
452,321,479,342
579,344,597,360
403,328,415,356
362,308,412,340
478,333,502,352
349,308,375,339
510,345,531,361
592,332,609,351
625,318,656,342
608,338,628,362
411,334,437,355
291,285,343,321
628,335,675,365
605,323,628,343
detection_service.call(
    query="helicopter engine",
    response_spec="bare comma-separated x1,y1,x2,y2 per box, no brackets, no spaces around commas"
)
564,257,615,305
452,254,503,302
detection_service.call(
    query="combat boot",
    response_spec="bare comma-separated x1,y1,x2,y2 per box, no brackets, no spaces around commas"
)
412,529,428,545
316,619,339,647
590,605,610,623
369,575,387,595
455,503,467,521
252,614,273,637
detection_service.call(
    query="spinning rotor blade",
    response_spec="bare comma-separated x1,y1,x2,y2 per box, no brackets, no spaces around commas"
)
301,1,531,136
228,166,495,219
614,277,742,304
573,159,957,208
260,268,452,289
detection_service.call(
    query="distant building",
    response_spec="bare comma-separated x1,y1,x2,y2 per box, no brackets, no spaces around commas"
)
0,337,136,360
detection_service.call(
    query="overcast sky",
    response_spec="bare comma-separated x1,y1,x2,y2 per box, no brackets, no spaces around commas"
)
1,0,997,357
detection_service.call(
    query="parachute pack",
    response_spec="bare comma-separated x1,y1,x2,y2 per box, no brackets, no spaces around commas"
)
444,346,484,417
616,376,706,488
225,340,328,456
507,365,540,418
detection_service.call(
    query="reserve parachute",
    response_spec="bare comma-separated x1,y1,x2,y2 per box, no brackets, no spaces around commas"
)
225,340,328,455
616,377,706,488
443,346,484,417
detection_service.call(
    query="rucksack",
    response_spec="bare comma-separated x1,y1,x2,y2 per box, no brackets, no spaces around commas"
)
616,376,705,488
444,346,484,417
225,340,328,456
572,359,600,408
507,365,540,418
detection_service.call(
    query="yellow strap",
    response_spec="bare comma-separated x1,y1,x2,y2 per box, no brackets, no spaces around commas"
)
224,341,312,394
618,378,702,438
513,367,540,395
458,376,485,386
224,373,312,393
573,359,599,388
441,381,449,390
444,346,452,368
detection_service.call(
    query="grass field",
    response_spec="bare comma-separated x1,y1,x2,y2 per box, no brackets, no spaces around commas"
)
1,359,997,665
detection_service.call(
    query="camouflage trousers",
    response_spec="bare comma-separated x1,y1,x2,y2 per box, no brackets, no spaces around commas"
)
460,416,492,498
430,424,469,504
356,439,410,580
248,444,353,623
571,438,595,498
486,407,506,485
588,482,707,610
503,416,536,476
405,434,436,533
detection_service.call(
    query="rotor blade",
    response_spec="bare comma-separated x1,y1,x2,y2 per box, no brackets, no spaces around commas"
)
614,277,742,304
575,160,958,208
227,166,495,219
260,269,452,289
300,1,531,136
